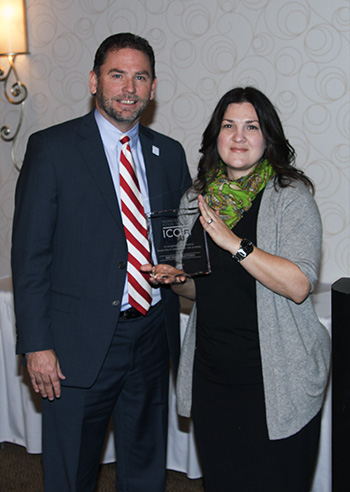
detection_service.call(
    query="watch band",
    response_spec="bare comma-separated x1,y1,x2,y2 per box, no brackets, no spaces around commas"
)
232,238,254,263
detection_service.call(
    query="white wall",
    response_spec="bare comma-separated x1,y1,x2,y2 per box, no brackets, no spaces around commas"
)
0,0,349,284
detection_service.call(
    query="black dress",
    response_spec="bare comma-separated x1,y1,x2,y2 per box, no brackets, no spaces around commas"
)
191,191,321,492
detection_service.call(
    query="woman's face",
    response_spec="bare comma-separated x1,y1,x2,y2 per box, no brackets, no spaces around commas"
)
217,102,266,179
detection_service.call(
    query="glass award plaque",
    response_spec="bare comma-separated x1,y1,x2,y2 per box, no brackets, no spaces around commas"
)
146,208,211,277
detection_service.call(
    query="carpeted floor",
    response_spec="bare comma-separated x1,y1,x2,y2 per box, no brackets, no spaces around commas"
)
0,442,204,491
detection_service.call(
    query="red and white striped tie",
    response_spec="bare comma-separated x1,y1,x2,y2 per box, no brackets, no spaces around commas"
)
119,135,152,315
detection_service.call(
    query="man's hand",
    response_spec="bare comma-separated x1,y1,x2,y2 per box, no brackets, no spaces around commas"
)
141,263,187,285
26,349,66,401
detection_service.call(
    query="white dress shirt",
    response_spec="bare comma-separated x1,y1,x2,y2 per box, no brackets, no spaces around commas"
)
94,109,161,310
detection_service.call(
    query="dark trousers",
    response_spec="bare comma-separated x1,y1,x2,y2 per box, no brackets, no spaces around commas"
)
192,368,321,492
42,303,169,492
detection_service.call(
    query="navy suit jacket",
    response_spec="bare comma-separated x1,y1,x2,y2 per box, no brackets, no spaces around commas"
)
11,111,192,387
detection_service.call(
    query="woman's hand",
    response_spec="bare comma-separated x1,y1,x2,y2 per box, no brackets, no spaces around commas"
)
197,195,310,304
198,194,240,255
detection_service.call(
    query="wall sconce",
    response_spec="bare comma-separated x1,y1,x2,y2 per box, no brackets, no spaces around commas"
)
0,0,29,171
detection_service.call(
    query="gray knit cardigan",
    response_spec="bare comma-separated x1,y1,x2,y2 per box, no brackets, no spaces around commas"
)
176,179,331,440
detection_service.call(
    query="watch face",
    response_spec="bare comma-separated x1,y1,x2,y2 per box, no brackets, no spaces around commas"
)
241,239,254,255
236,249,246,259
233,239,254,262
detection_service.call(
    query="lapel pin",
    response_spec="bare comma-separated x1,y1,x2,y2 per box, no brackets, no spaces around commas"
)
152,145,160,156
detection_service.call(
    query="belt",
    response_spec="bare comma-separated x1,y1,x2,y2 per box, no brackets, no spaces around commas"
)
119,303,159,320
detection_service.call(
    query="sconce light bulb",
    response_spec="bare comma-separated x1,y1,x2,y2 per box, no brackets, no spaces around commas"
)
1,5,15,20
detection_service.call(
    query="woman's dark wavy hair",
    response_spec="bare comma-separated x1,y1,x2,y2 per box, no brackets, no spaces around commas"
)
194,86,314,194
93,32,156,80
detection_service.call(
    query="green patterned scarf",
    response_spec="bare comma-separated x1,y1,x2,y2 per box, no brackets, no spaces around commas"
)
205,159,275,228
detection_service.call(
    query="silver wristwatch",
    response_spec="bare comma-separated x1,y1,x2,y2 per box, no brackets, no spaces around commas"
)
232,239,254,262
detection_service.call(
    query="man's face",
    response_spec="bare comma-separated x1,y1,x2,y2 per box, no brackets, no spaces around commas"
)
89,48,157,132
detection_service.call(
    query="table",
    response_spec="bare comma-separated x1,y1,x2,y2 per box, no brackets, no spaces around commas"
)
310,283,332,492
0,277,42,453
0,277,331,488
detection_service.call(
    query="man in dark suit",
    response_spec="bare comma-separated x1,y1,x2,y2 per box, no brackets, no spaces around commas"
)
11,33,191,492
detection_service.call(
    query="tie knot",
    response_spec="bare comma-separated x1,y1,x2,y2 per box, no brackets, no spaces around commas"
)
120,135,130,145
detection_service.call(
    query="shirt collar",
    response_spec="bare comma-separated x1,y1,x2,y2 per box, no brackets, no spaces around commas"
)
94,108,140,150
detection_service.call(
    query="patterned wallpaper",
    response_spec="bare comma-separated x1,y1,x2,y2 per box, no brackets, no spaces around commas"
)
0,0,349,284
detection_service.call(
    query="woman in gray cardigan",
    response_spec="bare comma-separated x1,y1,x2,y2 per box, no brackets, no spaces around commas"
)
142,87,331,492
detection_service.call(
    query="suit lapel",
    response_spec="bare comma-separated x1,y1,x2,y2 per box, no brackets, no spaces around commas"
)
139,125,156,202
139,125,164,210
139,125,165,249
77,112,124,231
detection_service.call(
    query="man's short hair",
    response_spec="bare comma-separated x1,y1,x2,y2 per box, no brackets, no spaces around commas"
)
93,32,156,80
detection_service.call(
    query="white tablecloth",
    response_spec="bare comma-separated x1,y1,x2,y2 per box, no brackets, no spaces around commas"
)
0,277,42,453
0,277,331,488
310,283,332,492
